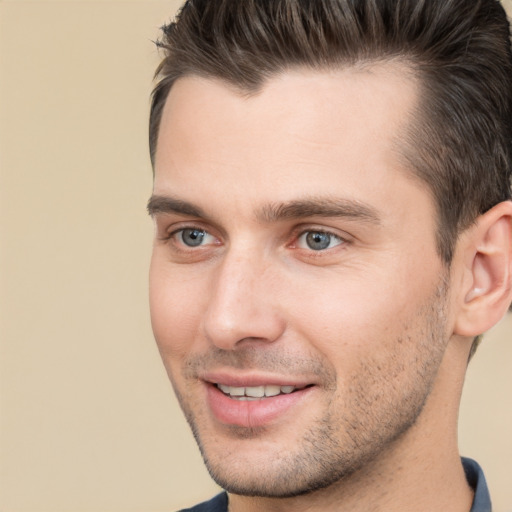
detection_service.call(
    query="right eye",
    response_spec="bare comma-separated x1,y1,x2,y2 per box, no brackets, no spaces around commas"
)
173,228,217,248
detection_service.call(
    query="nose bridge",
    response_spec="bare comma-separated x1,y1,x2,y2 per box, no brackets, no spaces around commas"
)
202,245,284,349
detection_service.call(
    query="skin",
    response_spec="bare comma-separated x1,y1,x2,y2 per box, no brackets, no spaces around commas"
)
149,65,479,511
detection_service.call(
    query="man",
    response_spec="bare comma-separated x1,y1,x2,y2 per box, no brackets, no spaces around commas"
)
147,1,512,511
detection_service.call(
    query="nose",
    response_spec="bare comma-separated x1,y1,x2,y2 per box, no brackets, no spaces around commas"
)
201,250,286,350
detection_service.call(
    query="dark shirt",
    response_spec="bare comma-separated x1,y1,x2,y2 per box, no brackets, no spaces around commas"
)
179,458,491,512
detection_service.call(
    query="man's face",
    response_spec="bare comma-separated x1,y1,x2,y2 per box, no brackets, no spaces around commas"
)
149,66,453,497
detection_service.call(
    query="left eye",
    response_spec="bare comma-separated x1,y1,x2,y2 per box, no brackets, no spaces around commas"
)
176,228,216,247
296,231,343,251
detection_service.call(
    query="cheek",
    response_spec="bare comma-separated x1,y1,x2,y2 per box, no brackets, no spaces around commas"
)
290,277,400,336
149,259,207,358
287,266,436,365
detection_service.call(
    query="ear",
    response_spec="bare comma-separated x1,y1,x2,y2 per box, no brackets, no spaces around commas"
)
454,201,512,337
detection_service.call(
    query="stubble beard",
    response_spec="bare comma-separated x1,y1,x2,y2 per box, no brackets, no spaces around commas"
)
170,277,450,499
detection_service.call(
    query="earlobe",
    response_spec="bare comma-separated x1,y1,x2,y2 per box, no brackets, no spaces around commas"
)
454,201,512,337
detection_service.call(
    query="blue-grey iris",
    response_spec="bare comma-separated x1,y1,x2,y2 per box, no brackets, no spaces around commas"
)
306,232,331,250
181,229,206,247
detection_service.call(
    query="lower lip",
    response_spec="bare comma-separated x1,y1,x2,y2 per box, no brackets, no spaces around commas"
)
206,384,313,428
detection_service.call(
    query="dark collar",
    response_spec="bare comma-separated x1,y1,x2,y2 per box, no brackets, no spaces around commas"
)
463,457,492,512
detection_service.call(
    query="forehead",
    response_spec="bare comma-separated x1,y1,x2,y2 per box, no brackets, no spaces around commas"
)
153,64,426,218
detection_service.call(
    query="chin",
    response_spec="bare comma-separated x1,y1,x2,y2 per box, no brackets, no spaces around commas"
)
202,449,361,499
192,421,376,499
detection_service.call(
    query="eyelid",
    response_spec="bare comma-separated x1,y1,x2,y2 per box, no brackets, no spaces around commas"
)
295,230,344,250
156,220,220,246
156,212,227,238
289,224,350,245
172,227,218,245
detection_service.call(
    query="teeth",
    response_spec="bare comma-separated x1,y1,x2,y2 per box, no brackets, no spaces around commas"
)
264,385,281,397
217,384,300,398
245,386,265,398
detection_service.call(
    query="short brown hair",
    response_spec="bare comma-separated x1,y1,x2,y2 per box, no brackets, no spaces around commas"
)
149,0,512,264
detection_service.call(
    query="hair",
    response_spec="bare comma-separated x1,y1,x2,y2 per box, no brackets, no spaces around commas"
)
149,0,512,266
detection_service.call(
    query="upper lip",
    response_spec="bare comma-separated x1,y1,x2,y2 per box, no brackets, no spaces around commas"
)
201,371,315,388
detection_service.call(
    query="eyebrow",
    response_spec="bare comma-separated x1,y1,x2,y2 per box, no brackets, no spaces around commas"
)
257,197,381,224
147,194,380,225
147,195,206,218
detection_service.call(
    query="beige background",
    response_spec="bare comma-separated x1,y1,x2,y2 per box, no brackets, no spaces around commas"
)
0,1,511,511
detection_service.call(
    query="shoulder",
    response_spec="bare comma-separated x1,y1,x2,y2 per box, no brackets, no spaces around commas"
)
178,492,228,512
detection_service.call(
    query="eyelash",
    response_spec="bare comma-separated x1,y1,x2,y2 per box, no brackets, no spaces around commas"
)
159,225,213,244
293,229,345,251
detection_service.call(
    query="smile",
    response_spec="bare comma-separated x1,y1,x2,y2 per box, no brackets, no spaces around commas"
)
207,381,315,427
216,383,305,400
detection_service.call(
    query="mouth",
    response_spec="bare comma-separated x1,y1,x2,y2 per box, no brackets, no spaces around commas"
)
215,383,312,401
204,379,316,427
